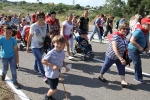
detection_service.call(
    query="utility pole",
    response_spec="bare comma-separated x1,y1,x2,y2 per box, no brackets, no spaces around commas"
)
73,0,75,6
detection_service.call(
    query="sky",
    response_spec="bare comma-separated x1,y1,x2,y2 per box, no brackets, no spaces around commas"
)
8,0,106,7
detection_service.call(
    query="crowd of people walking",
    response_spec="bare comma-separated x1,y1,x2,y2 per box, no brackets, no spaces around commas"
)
0,10,150,100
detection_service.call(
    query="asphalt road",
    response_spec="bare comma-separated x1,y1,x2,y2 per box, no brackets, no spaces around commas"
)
0,30,150,100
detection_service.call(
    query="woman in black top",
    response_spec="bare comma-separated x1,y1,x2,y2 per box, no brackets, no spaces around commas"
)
77,10,89,37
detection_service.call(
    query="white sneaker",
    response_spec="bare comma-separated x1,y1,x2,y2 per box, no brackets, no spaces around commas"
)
68,56,74,60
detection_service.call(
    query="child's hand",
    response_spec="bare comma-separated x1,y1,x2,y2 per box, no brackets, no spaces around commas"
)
65,67,70,72
52,65,59,70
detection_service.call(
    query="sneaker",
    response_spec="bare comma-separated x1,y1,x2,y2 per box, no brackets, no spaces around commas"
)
34,69,40,74
50,96,56,100
44,76,48,84
44,94,51,100
70,52,74,56
100,41,104,44
68,56,74,60
88,40,92,43
44,94,56,100
0,74,6,81
102,36,105,40
13,82,20,89
134,78,145,83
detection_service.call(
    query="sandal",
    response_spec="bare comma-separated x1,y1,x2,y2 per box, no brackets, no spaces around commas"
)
121,83,131,88
98,76,107,82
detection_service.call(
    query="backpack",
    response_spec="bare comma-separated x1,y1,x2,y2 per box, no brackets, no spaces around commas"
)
24,27,30,43
44,24,51,54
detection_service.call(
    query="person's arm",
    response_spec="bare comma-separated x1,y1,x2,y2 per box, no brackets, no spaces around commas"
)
26,33,33,53
41,58,59,70
58,20,61,34
112,41,126,65
76,19,81,32
130,36,144,51
62,24,66,36
14,45,19,64
63,61,70,72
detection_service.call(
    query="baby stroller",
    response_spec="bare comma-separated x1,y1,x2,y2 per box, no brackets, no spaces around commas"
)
73,34,94,61
19,27,30,50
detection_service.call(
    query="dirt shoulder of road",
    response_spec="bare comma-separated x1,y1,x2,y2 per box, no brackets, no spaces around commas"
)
0,81,14,100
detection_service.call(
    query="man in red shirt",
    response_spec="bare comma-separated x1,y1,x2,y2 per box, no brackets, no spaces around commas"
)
32,11,36,23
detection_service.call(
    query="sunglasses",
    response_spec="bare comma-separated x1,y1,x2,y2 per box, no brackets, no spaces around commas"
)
122,28,128,31
38,16,45,18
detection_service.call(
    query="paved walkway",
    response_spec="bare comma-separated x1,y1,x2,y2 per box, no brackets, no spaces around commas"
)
0,30,150,100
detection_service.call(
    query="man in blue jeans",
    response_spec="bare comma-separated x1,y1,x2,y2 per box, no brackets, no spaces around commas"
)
128,17,150,83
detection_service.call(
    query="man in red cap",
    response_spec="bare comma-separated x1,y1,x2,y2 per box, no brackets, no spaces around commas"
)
128,17,150,83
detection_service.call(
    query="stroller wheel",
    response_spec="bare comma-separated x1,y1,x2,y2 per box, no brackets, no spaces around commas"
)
81,55,86,61
90,53,94,59
19,44,24,50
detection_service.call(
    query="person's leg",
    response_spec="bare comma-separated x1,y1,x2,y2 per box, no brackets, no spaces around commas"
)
115,60,127,85
88,44,92,51
100,26,104,37
34,59,38,71
9,55,17,83
31,47,45,77
1,58,9,80
65,40,70,56
45,78,58,99
97,28,102,42
128,49,143,81
103,26,109,37
69,35,74,53
109,27,113,34
89,26,97,41
99,56,115,78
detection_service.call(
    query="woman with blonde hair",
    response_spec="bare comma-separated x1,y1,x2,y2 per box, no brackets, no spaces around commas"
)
62,13,74,60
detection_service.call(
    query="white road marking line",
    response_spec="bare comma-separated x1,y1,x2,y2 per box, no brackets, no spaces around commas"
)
92,57,150,77
0,70,30,100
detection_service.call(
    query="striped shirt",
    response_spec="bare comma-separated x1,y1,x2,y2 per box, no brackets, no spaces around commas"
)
106,34,127,60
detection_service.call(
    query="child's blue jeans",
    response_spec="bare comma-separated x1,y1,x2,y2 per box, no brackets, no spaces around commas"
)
1,55,17,83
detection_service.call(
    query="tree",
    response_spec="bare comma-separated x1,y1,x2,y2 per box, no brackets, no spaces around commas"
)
101,0,126,17
126,0,150,17
74,4,82,10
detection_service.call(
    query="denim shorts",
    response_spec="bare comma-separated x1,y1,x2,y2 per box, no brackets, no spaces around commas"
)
47,78,59,90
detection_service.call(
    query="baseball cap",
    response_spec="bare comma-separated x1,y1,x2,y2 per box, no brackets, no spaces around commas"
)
141,18,150,24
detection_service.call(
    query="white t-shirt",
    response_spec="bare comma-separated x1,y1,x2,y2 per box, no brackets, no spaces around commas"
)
30,23,48,48
25,15,31,23
62,21,73,35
